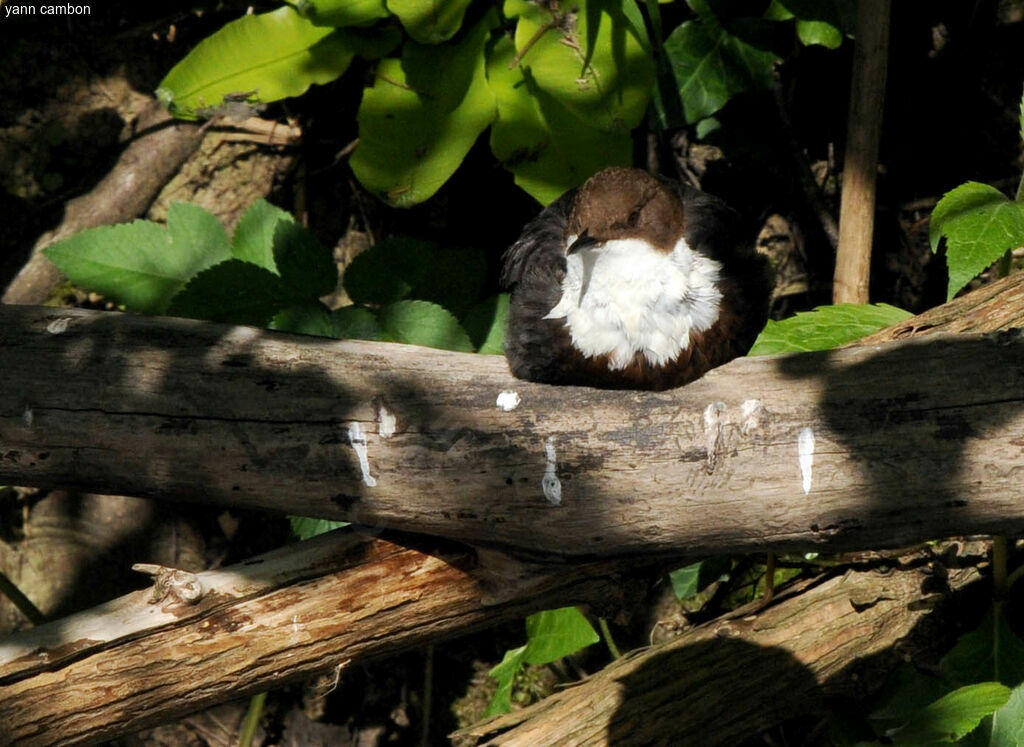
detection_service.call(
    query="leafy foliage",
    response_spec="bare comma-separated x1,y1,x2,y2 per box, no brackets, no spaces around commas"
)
487,607,599,716
158,1,844,206
930,182,1024,300
290,516,349,540
748,303,912,355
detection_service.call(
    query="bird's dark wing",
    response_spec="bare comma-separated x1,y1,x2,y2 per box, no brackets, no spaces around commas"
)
500,189,575,289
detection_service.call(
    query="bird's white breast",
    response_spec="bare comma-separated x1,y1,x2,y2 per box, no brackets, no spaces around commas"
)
544,236,723,369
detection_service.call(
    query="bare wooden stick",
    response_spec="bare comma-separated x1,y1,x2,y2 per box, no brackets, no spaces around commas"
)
0,530,644,745
833,0,891,303
2,304,1024,560
1,101,203,306
458,548,983,745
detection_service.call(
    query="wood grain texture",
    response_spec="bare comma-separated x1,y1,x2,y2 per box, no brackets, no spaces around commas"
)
460,551,982,746
2,304,1024,560
0,530,640,745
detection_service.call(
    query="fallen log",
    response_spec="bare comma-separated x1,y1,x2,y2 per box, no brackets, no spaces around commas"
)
2,304,1024,559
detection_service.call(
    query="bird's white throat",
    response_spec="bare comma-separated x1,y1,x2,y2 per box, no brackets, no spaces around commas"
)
544,236,723,369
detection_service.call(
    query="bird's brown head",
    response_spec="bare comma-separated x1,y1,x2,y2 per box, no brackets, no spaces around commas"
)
567,167,686,254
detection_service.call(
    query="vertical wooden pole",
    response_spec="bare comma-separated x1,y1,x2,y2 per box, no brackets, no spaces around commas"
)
833,0,891,304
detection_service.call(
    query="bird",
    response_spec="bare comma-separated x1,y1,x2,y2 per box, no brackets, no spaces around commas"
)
501,167,771,390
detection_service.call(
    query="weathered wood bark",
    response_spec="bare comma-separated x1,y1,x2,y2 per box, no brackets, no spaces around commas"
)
0,530,643,745
459,549,984,746
2,304,1024,560
2,101,203,306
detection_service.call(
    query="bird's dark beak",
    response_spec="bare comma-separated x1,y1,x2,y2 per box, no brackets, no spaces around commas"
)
567,230,601,255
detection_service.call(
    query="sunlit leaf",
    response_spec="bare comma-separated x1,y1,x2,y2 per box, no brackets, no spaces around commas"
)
387,0,473,43
749,303,912,355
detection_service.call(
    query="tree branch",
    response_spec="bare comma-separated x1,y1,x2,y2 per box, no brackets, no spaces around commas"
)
2,304,1024,560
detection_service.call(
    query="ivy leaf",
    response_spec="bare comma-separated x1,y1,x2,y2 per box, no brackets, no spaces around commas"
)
505,0,654,133
388,0,473,44
796,20,842,49
930,182,1024,300
940,608,1024,689
351,12,498,206
668,557,731,600
487,607,599,716
661,3,777,125
887,683,1010,744
749,303,912,355
45,202,231,314
167,259,292,326
232,199,295,272
289,516,349,540
377,300,475,352
487,34,632,205
157,6,356,121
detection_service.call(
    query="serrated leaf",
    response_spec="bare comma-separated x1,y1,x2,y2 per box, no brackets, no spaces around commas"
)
330,305,387,340
749,303,913,355
377,300,474,351
387,0,473,44
888,683,1010,744
487,34,632,205
271,303,336,336
232,199,295,272
45,203,231,314
156,6,355,120
661,8,777,124
941,608,1024,689
929,182,1024,300
505,0,654,133
273,221,338,298
342,238,488,317
462,294,509,355
293,0,389,27
289,515,349,540
351,12,498,206
167,259,291,326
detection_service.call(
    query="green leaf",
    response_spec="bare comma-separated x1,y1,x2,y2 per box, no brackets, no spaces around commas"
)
272,303,337,336
487,607,599,717
775,0,854,36
668,557,731,599
888,683,1011,744
273,221,338,298
232,199,295,272
930,182,1024,300
487,34,632,205
293,0,389,27
524,607,600,664
377,300,475,351
156,6,355,120
330,305,386,340
796,19,842,49
486,645,528,717
661,7,777,124
988,682,1024,746
941,608,1024,689
387,0,473,43
342,238,488,317
462,294,509,355
45,202,231,314
289,515,349,540
871,663,957,726
505,0,654,133
167,259,292,326
749,303,913,355
351,12,498,206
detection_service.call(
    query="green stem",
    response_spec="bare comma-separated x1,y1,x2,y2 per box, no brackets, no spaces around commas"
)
238,691,267,747
644,0,664,48
598,617,622,660
993,536,1008,600
0,570,45,625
